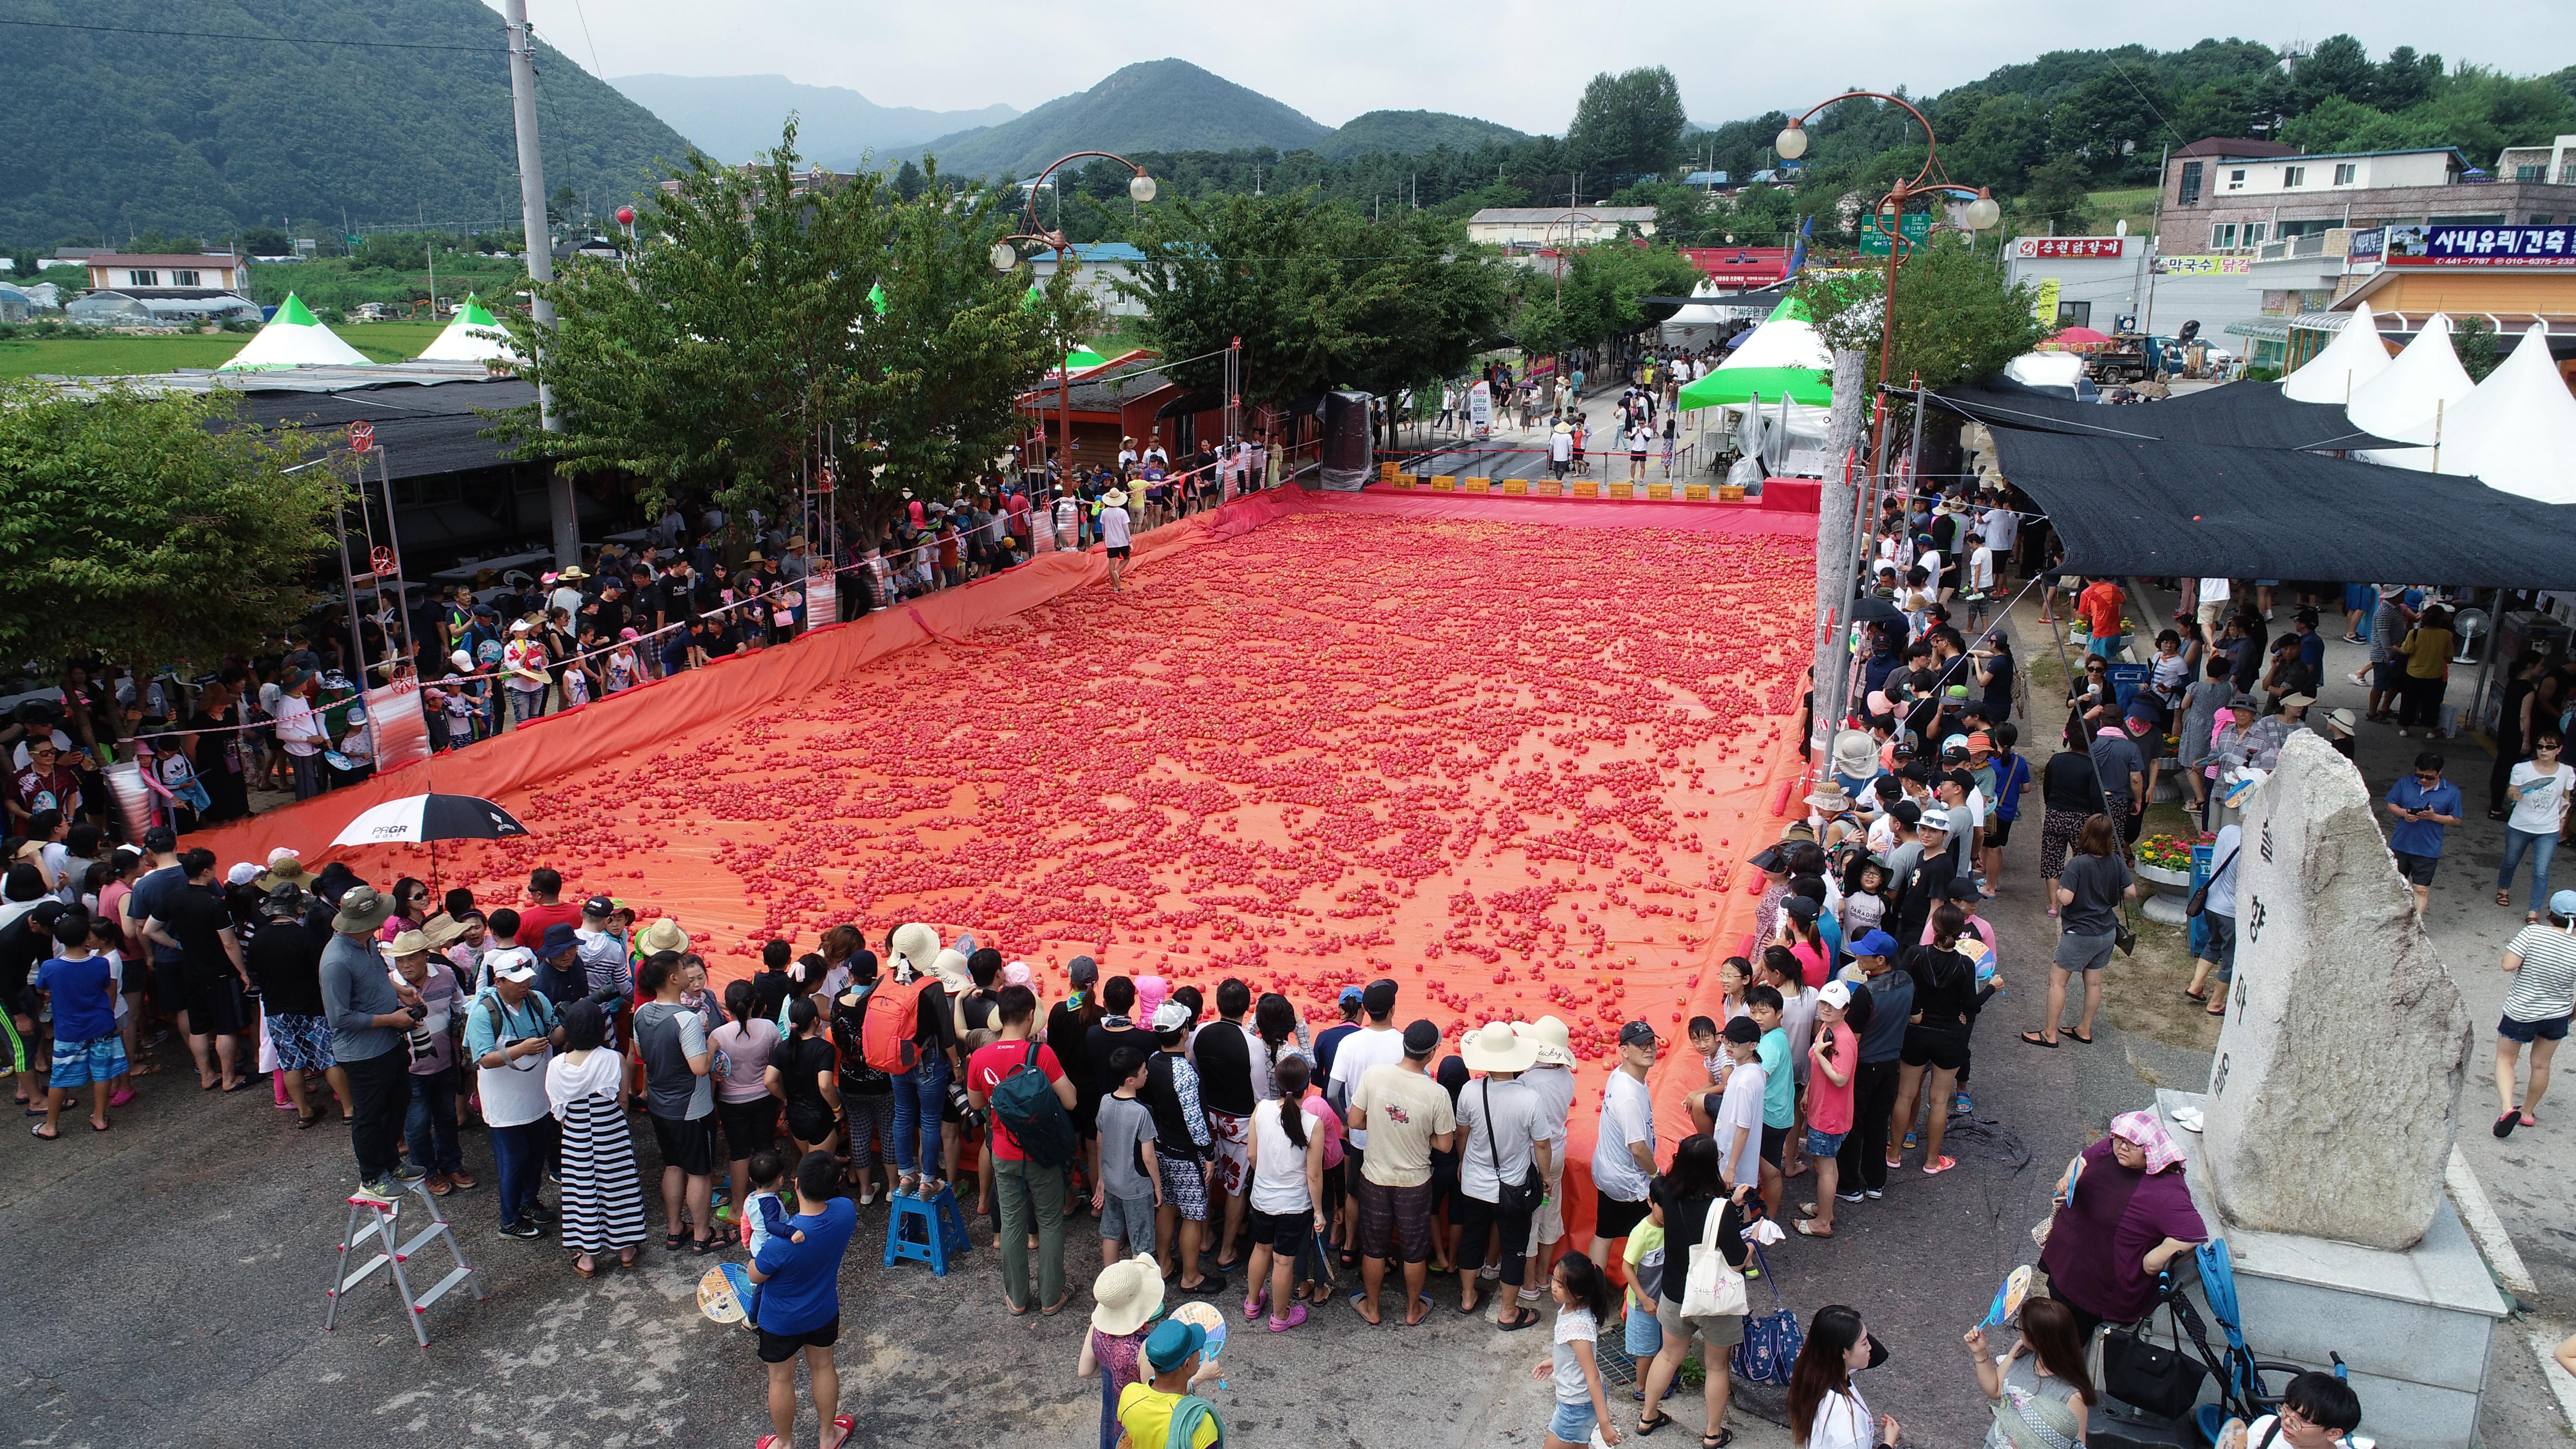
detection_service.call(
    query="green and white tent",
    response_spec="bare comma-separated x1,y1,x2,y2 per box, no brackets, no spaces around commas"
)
1675,294,1832,409
217,292,373,370
416,294,518,363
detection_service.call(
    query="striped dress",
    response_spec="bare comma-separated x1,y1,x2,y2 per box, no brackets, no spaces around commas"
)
545,1049,648,1254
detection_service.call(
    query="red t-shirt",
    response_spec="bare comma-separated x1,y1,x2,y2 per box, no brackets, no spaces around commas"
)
967,1038,1064,1161
515,901,583,942
2077,582,2125,639
1805,1024,1859,1135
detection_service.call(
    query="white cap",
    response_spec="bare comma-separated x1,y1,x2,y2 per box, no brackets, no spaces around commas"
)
486,947,538,983
1817,980,1854,1010
1150,1000,1193,1032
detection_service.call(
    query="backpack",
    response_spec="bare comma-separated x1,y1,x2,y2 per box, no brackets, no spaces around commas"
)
861,976,930,1075
989,1039,1077,1169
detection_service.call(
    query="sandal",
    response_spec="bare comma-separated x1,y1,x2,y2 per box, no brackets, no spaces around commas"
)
689,1234,716,1255
1703,1431,1736,1449
296,1109,324,1130
573,1256,597,1278
1638,1408,1675,1436
2069,1031,2095,1045
1795,1219,1833,1237
2183,988,2209,1002
29,1123,57,1140
2498,888,2515,905
2021,1031,2058,1048
1497,1306,1540,1331
2206,1002,2228,1016
1923,1155,1957,1175
664,1231,686,1251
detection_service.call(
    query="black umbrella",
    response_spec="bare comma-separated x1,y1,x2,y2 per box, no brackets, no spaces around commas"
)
331,792,529,890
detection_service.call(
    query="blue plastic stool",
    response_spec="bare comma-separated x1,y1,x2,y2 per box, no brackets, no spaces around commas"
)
884,1184,971,1275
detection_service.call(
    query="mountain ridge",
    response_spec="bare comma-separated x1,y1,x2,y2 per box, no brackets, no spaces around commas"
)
905,59,1333,179
608,73,1015,169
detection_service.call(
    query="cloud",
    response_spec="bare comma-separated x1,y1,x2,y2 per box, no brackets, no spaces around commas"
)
502,0,2576,137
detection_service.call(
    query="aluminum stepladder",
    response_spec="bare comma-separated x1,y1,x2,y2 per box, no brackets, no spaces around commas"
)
322,1179,485,1347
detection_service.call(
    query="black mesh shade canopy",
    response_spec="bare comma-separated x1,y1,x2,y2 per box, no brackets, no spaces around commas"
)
1938,383,2408,453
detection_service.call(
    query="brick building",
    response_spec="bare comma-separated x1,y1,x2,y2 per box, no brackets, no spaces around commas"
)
2155,140,2576,259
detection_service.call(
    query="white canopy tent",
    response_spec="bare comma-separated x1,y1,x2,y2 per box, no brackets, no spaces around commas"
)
2344,312,2474,445
2365,325,2576,504
2280,300,2393,405
414,295,518,363
217,292,372,370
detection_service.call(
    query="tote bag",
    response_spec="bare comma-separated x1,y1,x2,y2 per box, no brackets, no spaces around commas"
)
1678,1199,1747,1319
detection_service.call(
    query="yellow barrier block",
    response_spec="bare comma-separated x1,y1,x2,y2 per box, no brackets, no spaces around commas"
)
1533,478,1561,496
1647,482,1673,501
1379,460,1398,480
1503,478,1529,495
1430,475,1456,492
1609,482,1634,499
1464,476,1491,493
1718,484,1746,501
1392,474,1415,488
1572,480,1598,498
1684,483,1711,501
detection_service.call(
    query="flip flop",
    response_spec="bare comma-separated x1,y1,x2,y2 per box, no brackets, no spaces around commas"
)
2495,1111,2520,1138
822,1416,856,1449
2183,989,2209,1002
29,1123,57,1140
1923,1156,1957,1175
2205,1003,2228,1016
1795,1218,1834,1237
2069,1032,2095,1045
2021,1030,2058,1048
1497,1306,1541,1331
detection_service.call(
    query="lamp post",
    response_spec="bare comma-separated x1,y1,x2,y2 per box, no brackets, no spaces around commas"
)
1772,95,1997,464
990,153,1156,496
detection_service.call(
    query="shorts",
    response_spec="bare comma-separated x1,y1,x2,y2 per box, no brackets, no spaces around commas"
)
1901,1024,1970,1071
1207,1111,1250,1198
1986,815,2015,849
49,1033,128,1088
1427,1147,1460,1216
1594,1189,1652,1241
2038,809,2088,879
1107,545,1131,560
265,1012,337,1072
1156,1151,1209,1222
756,1316,841,1363
1356,1175,1433,1264
1525,1158,1566,1254
1804,1127,1849,1159
1625,1298,1664,1356
2498,1012,2572,1044
650,1111,717,1177
151,957,186,1014
2373,660,2403,693
2199,911,2238,983
1248,1205,1314,1253
1549,1400,1600,1443
1654,1296,1746,1351
716,1095,778,1162
1760,1123,1788,1167
1099,1191,1158,1254
2054,929,2116,974
2392,850,2441,887
183,968,246,1036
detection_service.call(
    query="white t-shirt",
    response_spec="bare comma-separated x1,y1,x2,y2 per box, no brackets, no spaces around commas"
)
1097,506,1132,549
1981,508,2019,552
1550,431,1574,463
1777,985,1816,1086
1713,1060,1765,1187
2507,761,2573,836
1523,1062,1575,1159
1248,1098,1320,1215
1325,1025,1407,1149
2199,577,2233,602
1966,546,1996,592
1591,1070,1655,1203
1455,1076,1543,1203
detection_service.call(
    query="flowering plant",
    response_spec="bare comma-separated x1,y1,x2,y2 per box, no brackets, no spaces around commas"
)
2136,833,2201,871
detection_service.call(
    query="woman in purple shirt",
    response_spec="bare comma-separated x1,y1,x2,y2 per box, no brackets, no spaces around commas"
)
2037,1110,2206,1340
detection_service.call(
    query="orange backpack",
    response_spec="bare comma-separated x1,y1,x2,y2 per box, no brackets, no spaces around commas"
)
861,976,930,1075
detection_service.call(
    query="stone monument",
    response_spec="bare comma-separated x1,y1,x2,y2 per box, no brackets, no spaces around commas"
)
2166,732,2500,1449
2202,730,2471,1248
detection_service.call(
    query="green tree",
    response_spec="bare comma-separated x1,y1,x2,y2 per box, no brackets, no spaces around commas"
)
894,160,926,200
2014,155,2095,235
1568,68,1689,178
499,123,1087,522
2294,35,2378,115
2453,316,2501,383
2373,47,2443,111
1794,231,2048,389
0,382,346,667
238,225,293,256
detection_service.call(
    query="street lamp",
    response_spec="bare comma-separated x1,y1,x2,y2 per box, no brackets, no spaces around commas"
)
988,151,1155,494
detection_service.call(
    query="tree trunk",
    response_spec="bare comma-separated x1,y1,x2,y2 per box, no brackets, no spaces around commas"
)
1810,349,1870,767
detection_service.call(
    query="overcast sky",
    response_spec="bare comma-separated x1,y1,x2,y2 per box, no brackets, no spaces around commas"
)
498,0,2576,134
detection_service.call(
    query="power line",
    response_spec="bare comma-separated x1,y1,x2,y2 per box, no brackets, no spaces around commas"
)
0,17,506,51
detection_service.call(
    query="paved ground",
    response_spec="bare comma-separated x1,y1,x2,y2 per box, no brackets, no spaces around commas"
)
5,558,2566,1449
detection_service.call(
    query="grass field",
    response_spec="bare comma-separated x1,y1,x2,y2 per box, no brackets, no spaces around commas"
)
0,319,450,378
2086,186,2160,238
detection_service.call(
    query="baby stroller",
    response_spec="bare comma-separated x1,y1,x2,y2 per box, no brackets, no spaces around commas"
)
2091,1241,2315,1449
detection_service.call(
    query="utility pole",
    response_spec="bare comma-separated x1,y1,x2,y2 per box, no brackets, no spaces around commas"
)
504,0,578,567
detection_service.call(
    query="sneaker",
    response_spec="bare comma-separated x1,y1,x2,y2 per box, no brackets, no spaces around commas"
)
425,1174,455,1196
1835,1190,1866,1202
525,1201,558,1224
859,1187,879,1206
447,1169,478,1190
497,1220,543,1240
390,1162,428,1184
1863,1189,1884,1200
353,1180,399,1204
1478,1264,1502,1280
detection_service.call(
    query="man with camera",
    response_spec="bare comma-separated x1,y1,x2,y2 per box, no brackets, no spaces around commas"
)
320,884,427,1201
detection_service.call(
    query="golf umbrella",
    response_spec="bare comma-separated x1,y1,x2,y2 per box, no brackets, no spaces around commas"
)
332,793,529,846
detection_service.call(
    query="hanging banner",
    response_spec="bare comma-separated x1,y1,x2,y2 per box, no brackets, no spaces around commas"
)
2151,255,2252,275
365,675,432,776
2031,278,2061,326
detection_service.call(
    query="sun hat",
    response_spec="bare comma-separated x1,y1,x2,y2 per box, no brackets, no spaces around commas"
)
1459,1020,1540,1073
2323,708,2358,737
1830,729,1880,779
558,566,588,581
1965,732,1994,753
1134,974,1173,1019
539,922,580,957
1102,488,1128,508
2280,692,2316,708
1090,1254,1166,1338
379,928,432,959
1524,1014,1576,1067
2109,1109,2188,1174
1143,1316,1207,1373
264,880,308,914
1804,783,1853,813
636,918,689,955
332,884,395,935
421,913,470,949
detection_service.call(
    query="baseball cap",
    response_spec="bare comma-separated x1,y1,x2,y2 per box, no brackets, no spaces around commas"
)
1889,800,1923,826
1067,955,1100,986
143,826,178,853
1143,1317,1207,1373
1361,979,1398,1018
1723,1017,1762,1044
1401,1019,1441,1056
488,947,538,982
540,922,580,956
1618,1020,1658,1048
1338,984,1364,1006
1150,1000,1193,1033
1784,894,1821,922
582,894,616,918
2553,889,2576,919
1946,877,1984,902
1817,980,1854,1010
1849,929,1900,958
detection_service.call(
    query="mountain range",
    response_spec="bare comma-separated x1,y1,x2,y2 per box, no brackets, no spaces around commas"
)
900,60,1332,179
607,73,1016,169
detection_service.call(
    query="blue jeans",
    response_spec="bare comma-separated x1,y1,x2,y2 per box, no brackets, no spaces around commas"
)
890,1054,949,1179
2499,826,2560,911
507,686,545,725
403,1065,462,1175
490,1120,543,1228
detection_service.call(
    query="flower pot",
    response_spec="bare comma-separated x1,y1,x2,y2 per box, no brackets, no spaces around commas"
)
2134,861,2193,895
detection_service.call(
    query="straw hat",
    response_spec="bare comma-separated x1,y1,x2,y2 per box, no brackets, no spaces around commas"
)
379,928,432,959
927,947,975,993
1090,1254,1166,1337
1804,783,1853,814
1459,1020,1539,1073
557,566,588,581
1523,1014,1576,1067
1101,488,1128,508
637,918,689,955
420,913,470,949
